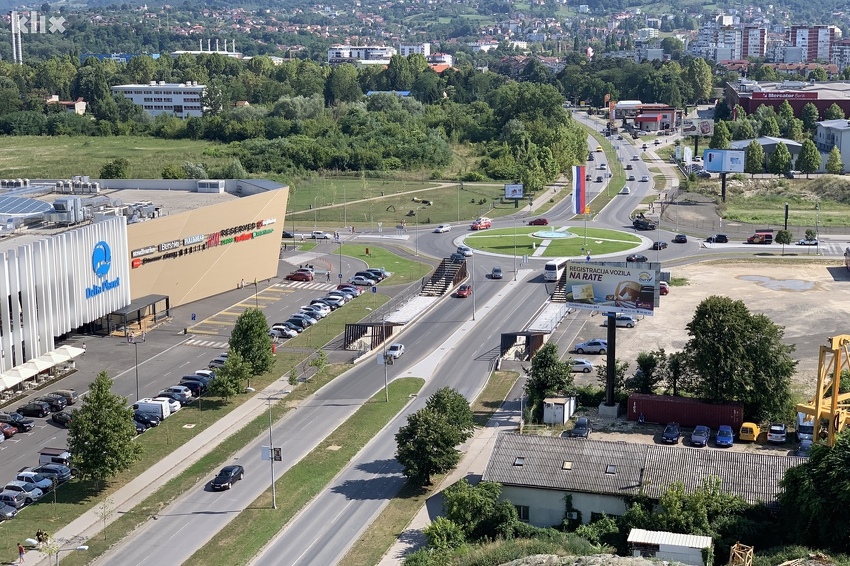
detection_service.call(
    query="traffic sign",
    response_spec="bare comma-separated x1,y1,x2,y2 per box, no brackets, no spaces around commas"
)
338,273,343,279
372,286,378,293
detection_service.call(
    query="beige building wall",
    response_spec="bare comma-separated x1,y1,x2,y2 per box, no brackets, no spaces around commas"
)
127,189,288,307
500,486,627,527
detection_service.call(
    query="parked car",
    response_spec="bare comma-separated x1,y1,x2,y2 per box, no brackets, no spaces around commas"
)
491,267,503,279
387,343,405,359
4,481,43,503
602,314,638,328
697,170,712,179
154,396,182,412
672,234,688,243
796,439,814,457
161,385,193,399
457,245,473,257
434,224,451,233
320,296,345,309
739,422,760,442
51,410,76,428
571,359,593,373
311,298,338,311
51,390,78,405
349,275,377,286
0,412,33,432
626,254,649,263
797,238,818,246
285,318,311,331
15,472,53,492
715,426,734,447
303,303,331,316
574,339,607,355
767,423,788,443
706,234,729,243
690,425,711,447
528,218,548,226
269,328,297,340
285,271,313,282
366,268,389,281
135,420,147,434
569,417,591,438
211,465,244,490
17,402,50,418
659,281,670,296
34,395,66,412
0,423,17,438
662,423,681,444
336,285,363,297
31,464,72,484
289,313,318,326
456,284,473,298
0,490,27,509
208,356,228,369
178,381,205,397
133,411,160,428
651,241,668,250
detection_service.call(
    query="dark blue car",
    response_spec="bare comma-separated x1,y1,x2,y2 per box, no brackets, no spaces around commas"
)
715,425,734,447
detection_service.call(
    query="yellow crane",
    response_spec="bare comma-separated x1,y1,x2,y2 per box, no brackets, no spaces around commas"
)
796,335,850,447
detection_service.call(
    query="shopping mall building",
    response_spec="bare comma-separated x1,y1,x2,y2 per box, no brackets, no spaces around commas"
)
0,178,288,383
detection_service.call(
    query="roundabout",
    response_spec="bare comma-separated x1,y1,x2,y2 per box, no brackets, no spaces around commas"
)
460,226,646,258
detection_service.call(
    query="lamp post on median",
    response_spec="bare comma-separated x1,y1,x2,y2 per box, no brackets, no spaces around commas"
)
54,545,88,566
513,216,518,281
314,196,319,228
784,201,789,231
471,251,477,321
266,394,278,509
816,202,820,256
131,333,145,401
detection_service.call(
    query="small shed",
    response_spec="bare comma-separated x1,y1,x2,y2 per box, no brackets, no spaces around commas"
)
628,528,713,566
542,396,576,425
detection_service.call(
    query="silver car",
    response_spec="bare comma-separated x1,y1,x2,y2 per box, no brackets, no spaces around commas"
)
574,339,608,354
4,481,43,503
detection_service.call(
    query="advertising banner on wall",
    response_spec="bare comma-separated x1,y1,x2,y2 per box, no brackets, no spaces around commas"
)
563,261,660,316
505,184,524,199
681,118,715,137
703,149,745,173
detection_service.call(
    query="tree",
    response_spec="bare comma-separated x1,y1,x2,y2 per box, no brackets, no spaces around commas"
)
595,359,630,397
744,140,765,177
655,478,748,535
801,102,820,131
708,120,730,149
627,349,668,394
684,296,796,420
768,142,792,176
777,100,795,125
775,229,793,255
826,146,844,174
797,139,821,178
425,387,474,438
395,407,464,486
685,58,713,103
67,370,142,484
100,158,130,179
228,308,273,376
208,350,249,402
442,479,518,541
324,63,361,106
825,102,845,120
759,115,780,137
524,343,572,421
808,67,828,82
665,351,690,396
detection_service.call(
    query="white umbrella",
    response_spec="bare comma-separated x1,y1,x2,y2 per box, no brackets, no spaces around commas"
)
55,345,85,359
1,366,37,381
21,358,52,374
36,350,71,366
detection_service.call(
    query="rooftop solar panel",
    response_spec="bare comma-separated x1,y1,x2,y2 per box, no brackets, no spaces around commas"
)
0,196,54,216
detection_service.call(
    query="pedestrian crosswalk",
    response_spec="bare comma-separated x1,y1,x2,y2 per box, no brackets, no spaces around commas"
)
184,339,230,350
275,281,339,291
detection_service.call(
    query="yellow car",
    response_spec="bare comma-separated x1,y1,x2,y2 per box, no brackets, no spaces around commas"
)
595,146,603,152
739,422,760,442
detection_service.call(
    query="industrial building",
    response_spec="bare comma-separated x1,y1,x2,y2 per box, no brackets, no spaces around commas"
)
725,79,850,118
111,82,206,118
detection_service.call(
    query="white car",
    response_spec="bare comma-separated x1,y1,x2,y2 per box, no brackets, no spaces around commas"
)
160,385,193,398
299,306,326,319
303,303,330,316
457,245,473,257
620,187,631,195
796,238,818,246
349,276,377,286
311,231,331,239
154,397,181,413
4,481,43,502
15,472,53,492
269,328,296,339
289,313,317,326
602,315,638,328
571,358,594,373
387,343,405,359
434,224,451,233
640,175,649,182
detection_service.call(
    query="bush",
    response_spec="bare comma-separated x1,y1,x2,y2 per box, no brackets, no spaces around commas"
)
462,171,486,182
575,384,605,407
424,517,466,551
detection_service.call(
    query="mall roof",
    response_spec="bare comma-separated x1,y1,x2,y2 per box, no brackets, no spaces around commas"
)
731,80,850,99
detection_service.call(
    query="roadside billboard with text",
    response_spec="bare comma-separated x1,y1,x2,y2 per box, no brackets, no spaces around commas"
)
563,261,661,316
505,184,524,199
703,149,745,173
681,118,714,137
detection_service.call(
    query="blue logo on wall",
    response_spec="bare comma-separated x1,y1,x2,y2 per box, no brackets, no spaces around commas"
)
92,241,111,278
86,241,120,299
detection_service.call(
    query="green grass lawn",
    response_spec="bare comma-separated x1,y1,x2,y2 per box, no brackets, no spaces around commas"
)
340,244,433,285
0,136,232,179
464,227,640,257
184,377,425,566
723,193,850,226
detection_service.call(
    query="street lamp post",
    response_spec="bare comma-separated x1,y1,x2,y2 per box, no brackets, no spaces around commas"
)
382,319,389,403
267,395,277,509
784,202,789,231
471,251,476,321
131,334,145,401
314,196,319,228
55,545,89,566
513,216,517,281
254,279,259,309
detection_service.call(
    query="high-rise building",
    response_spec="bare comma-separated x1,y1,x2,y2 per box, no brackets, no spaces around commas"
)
742,26,767,58
789,25,836,62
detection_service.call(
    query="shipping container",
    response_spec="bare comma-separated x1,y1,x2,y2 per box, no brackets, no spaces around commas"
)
627,394,744,430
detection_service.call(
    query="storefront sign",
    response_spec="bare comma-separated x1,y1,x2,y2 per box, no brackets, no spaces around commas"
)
131,246,157,258
183,234,205,246
159,240,181,252
87,241,121,299
751,91,818,100
258,218,276,227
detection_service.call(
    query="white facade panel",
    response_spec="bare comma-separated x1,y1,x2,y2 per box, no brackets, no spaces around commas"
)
0,217,130,372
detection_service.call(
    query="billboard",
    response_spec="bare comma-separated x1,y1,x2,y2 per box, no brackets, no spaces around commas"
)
505,184,524,199
571,165,586,214
703,149,745,173
683,146,693,166
752,91,817,101
563,261,660,316
681,118,714,137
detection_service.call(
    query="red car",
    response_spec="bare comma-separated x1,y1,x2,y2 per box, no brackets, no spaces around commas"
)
286,271,313,282
0,423,16,438
528,218,548,226
471,218,491,230
456,284,472,298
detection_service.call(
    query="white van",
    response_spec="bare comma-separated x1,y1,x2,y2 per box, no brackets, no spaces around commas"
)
133,398,172,420
797,412,815,442
39,447,72,467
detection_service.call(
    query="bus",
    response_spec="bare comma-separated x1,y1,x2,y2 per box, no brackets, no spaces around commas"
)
544,258,569,282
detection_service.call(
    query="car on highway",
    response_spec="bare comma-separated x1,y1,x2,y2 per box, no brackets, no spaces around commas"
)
654,139,661,145
631,155,640,161
434,224,451,233
527,218,548,226
285,271,313,282
491,267,503,279
31,464,72,484
35,395,67,412
15,472,53,492
0,412,33,432
311,231,332,239
626,254,649,263
598,163,607,169
585,174,592,181
595,146,602,152
282,231,294,238
651,241,667,250
602,314,638,328
387,343,405,359
568,417,591,438
625,164,633,170
574,339,607,354
51,409,76,428
706,234,729,243
449,252,466,263
571,358,593,373
627,175,636,181
349,275,377,286
457,245,473,257
4,481,43,503
17,402,50,418
714,425,735,448
662,423,681,444
587,153,594,161
0,423,16,438
640,175,649,182
690,425,711,447
471,217,492,230
797,238,818,246
767,423,787,443
672,234,688,243
456,284,472,298
620,187,631,195
211,465,244,490
641,143,648,150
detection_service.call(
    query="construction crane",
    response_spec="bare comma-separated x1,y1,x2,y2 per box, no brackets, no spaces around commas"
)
796,335,850,447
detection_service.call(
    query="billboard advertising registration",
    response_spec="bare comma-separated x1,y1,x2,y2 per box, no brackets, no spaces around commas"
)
703,149,745,173
505,184,524,199
681,119,714,137
564,261,660,316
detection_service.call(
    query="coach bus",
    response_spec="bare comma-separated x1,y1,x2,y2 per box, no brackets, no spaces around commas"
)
544,258,569,282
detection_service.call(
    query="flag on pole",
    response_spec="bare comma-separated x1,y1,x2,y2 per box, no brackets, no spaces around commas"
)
572,165,586,215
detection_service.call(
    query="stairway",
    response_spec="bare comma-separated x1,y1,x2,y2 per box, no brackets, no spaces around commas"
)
551,269,568,303
421,258,467,297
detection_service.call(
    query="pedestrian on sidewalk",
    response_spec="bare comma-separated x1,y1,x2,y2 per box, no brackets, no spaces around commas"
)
18,542,25,563
326,271,331,282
